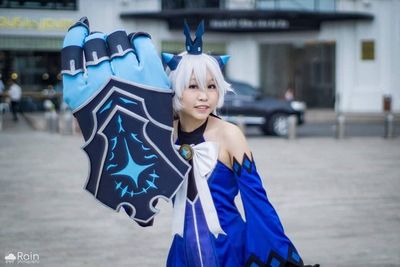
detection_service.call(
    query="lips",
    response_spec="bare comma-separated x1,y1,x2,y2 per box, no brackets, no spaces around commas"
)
194,105,210,111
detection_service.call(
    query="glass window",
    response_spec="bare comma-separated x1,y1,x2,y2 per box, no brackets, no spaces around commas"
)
161,41,226,54
0,50,61,91
0,0,77,10
162,0,220,9
229,81,257,96
256,0,336,11
0,50,63,111
0,36,63,51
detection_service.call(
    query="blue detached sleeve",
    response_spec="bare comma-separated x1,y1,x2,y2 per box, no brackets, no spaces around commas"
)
232,153,304,267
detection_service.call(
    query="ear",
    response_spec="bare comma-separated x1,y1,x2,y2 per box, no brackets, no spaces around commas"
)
162,53,182,71
212,55,230,69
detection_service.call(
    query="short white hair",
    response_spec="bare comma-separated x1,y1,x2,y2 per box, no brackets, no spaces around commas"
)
168,52,231,113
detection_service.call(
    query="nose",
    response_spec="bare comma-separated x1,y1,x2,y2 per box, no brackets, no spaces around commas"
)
198,90,208,101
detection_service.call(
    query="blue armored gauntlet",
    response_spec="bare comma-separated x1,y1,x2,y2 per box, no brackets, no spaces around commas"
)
61,17,190,224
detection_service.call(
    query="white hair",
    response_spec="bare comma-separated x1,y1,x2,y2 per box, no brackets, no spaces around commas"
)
168,52,231,113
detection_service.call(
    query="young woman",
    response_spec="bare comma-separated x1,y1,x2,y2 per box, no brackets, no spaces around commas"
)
61,17,317,267
164,24,317,267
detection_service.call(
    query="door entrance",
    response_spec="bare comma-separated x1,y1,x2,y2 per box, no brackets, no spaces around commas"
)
260,41,336,108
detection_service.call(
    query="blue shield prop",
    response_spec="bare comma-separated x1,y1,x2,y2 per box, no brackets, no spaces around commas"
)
74,77,190,223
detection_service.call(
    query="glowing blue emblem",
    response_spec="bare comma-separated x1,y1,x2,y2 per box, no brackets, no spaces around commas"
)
77,79,191,223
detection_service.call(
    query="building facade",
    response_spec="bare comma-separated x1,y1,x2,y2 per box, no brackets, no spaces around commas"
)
1,0,399,112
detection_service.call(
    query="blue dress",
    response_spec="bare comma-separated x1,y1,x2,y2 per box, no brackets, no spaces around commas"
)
167,119,304,267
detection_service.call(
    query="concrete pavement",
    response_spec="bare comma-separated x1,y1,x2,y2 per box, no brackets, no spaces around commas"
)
0,114,399,267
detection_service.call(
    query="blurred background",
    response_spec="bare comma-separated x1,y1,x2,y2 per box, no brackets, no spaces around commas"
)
0,0,399,115
0,1,400,267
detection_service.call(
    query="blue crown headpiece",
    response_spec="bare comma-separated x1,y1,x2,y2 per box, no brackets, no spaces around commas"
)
162,20,230,71
184,19,203,55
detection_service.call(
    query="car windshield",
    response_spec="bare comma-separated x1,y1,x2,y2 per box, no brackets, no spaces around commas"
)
229,81,258,97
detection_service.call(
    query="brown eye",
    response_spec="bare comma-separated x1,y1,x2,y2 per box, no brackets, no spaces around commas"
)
188,84,198,89
208,84,217,90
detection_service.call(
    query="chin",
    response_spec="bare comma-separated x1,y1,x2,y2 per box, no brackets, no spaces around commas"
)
180,107,214,121
192,112,210,121
189,108,212,120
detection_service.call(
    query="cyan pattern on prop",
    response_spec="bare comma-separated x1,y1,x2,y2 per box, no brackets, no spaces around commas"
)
61,18,190,224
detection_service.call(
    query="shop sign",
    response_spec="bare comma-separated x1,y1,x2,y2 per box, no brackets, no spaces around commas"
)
0,16,74,32
209,18,289,31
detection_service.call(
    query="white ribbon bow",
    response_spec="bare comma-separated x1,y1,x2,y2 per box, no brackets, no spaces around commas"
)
172,141,227,238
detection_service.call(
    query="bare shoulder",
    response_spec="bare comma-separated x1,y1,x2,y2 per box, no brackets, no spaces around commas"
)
207,116,251,164
212,118,243,141
222,121,252,162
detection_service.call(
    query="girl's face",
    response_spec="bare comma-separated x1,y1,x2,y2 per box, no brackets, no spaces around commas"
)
179,71,219,121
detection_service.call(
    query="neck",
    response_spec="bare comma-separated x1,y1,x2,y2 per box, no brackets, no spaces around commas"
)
178,113,208,133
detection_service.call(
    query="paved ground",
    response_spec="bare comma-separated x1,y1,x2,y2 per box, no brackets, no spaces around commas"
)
0,113,399,267
21,110,400,138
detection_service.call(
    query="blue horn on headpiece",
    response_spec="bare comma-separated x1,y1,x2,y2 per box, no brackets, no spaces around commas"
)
183,20,204,55
162,20,230,70
212,55,230,70
162,53,182,71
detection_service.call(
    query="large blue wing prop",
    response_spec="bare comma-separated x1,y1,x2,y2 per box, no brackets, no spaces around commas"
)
61,18,190,224
75,78,190,223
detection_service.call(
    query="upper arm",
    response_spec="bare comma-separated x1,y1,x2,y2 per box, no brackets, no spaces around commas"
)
223,124,252,166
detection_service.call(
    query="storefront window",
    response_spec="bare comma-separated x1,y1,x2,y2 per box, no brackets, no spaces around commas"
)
0,0,77,10
162,0,221,9
161,0,336,11
256,0,336,11
161,40,226,54
260,42,335,108
0,50,61,92
0,50,62,111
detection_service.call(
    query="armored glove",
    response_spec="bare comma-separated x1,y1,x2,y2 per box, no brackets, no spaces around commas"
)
61,17,190,224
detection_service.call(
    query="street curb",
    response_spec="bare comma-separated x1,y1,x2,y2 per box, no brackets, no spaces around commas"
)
22,113,46,131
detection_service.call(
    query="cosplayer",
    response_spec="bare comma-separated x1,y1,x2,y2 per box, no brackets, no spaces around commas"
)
61,17,318,267
164,22,318,267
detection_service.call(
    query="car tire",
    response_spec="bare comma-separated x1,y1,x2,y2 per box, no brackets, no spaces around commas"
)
266,113,289,136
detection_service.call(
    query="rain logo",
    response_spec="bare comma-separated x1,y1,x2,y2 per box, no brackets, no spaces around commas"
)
4,252,39,264
4,253,16,264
